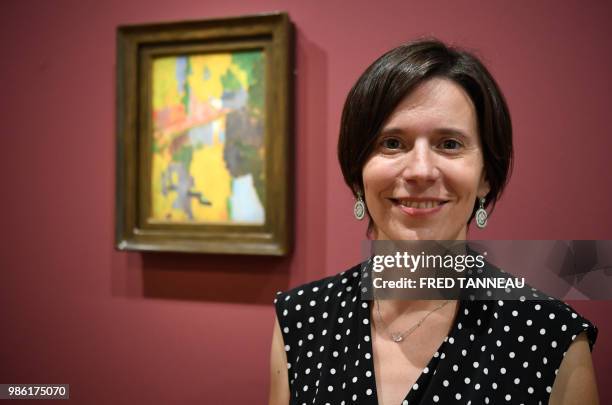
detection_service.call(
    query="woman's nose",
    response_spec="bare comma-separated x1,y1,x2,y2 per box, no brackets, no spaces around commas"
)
400,140,439,185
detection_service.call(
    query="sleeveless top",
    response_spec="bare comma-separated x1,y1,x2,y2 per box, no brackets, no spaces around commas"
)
274,263,598,405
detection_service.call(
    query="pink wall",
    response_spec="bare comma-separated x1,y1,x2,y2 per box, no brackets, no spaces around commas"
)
1,0,611,403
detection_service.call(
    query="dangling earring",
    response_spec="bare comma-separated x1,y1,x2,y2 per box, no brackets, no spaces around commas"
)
475,197,488,229
354,191,366,220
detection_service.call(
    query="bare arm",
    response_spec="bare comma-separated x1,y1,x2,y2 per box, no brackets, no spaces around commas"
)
548,332,599,405
269,315,290,405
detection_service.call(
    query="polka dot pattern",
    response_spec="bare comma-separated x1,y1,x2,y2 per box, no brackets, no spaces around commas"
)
274,263,597,404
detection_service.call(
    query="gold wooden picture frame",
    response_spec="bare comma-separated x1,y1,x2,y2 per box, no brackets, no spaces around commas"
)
115,13,293,255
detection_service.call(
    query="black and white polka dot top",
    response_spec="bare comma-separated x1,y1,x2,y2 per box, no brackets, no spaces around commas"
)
274,262,598,405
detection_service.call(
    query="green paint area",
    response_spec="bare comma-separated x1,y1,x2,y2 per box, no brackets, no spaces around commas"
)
221,69,242,91
181,58,192,114
172,144,193,171
232,51,265,116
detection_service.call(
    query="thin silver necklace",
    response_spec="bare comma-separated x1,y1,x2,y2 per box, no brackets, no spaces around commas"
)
375,300,451,343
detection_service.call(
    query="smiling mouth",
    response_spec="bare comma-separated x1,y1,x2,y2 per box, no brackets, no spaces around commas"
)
390,199,449,209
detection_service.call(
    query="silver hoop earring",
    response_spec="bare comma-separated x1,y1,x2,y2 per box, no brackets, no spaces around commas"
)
354,191,366,220
475,197,488,229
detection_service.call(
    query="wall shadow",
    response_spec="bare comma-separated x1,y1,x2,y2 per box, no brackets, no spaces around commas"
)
139,252,291,305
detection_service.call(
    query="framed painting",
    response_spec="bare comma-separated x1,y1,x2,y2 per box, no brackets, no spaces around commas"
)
115,13,293,255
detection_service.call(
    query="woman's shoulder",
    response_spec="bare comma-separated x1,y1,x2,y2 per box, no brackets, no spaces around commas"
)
471,297,598,352
456,297,597,399
273,263,364,318
468,261,598,351
272,263,365,370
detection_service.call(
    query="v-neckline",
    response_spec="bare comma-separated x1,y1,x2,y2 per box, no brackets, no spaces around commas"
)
363,299,465,405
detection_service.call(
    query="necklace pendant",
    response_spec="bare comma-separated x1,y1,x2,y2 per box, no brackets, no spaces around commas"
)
391,334,403,343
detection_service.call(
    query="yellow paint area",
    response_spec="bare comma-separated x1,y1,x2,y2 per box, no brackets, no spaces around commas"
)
152,58,181,111
151,151,188,221
188,54,248,102
191,135,231,222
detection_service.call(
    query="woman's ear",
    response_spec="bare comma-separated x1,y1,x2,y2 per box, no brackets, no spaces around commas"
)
478,173,491,200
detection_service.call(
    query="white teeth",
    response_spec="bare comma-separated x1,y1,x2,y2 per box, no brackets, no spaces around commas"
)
400,201,441,209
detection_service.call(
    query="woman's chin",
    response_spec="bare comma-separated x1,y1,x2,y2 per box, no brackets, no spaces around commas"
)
377,224,466,241
377,227,438,241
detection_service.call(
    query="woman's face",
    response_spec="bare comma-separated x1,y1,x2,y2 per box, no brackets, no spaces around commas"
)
362,77,489,241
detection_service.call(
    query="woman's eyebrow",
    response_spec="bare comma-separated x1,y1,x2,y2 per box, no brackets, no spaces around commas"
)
433,127,471,138
379,126,472,138
378,127,405,136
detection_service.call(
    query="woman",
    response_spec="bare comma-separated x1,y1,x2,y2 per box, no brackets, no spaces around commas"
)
269,39,598,405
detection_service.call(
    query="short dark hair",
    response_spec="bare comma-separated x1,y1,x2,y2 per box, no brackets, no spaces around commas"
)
337,38,513,231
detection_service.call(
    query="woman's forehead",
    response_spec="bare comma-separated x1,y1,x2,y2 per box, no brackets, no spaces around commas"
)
382,78,478,136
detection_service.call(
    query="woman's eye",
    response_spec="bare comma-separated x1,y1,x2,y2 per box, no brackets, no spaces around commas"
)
381,138,402,149
440,139,462,150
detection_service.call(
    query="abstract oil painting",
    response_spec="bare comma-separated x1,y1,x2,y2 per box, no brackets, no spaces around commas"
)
150,51,266,224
